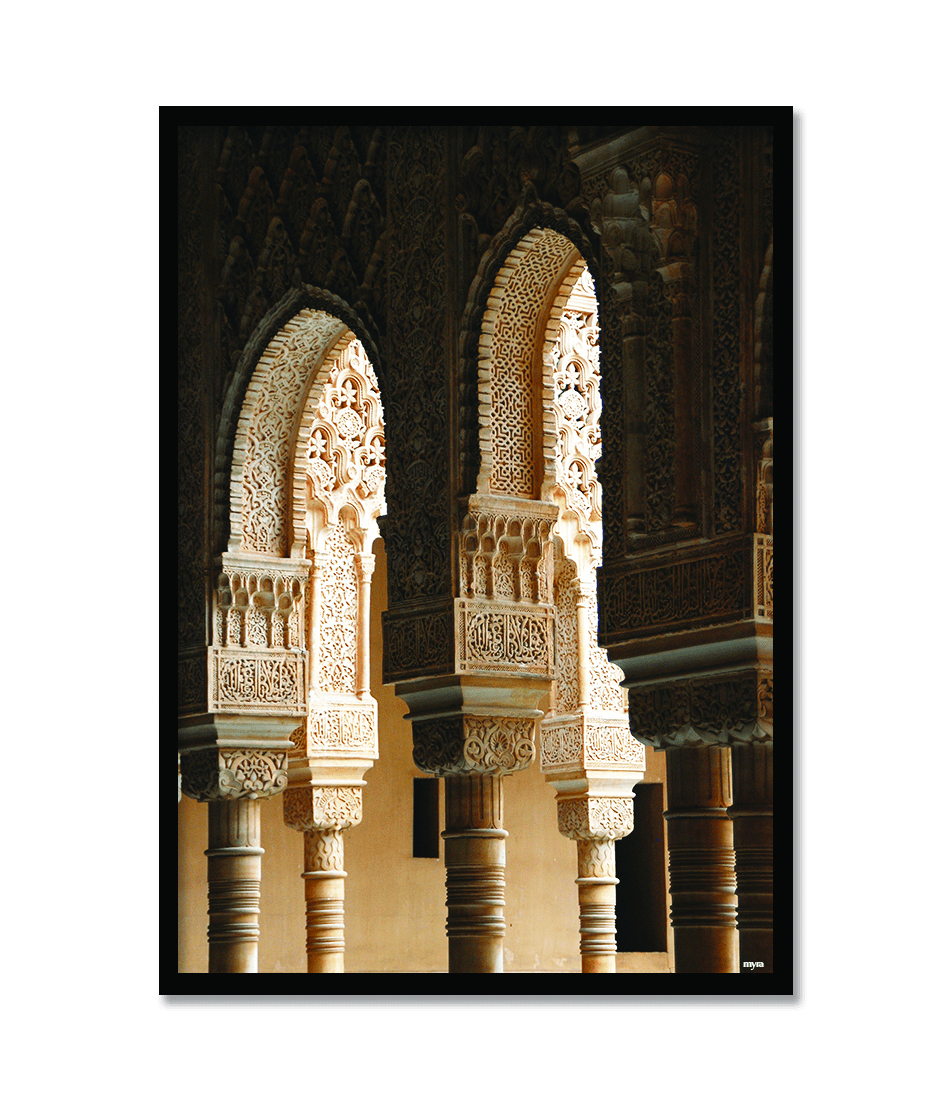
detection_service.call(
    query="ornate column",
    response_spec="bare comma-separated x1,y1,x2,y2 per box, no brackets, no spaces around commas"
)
664,744,737,973
181,743,293,973
729,739,773,971
412,709,539,973
533,272,645,973
629,669,772,973
179,554,309,973
284,783,364,972
443,773,508,973
286,335,385,973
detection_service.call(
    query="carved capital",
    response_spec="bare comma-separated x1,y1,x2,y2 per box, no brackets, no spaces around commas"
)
412,715,536,777
556,795,633,842
283,785,363,831
629,669,773,750
180,748,289,802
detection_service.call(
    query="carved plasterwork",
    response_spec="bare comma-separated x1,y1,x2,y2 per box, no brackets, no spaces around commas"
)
455,599,556,677
232,309,349,557
628,670,773,750
213,559,308,651
208,647,307,714
551,266,603,574
540,715,646,773
283,784,363,831
412,716,536,777
459,497,557,604
754,533,773,622
599,541,751,643
294,700,378,758
479,228,581,498
556,796,634,841
301,336,386,550
180,748,289,802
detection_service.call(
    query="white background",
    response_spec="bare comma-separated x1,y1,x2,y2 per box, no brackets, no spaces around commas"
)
2,15,943,1100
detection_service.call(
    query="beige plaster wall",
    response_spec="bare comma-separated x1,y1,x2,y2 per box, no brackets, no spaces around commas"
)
177,541,671,973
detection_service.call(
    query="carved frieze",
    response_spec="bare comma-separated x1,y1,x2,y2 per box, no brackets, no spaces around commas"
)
382,604,453,681
455,599,556,677
628,669,773,750
283,785,363,831
209,647,307,715
292,699,378,758
599,541,751,643
180,748,289,802
412,716,536,777
213,559,308,650
540,715,646,773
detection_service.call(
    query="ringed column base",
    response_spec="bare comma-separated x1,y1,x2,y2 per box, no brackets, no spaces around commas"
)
577,875,619,974
206,799,263,974
442,775,507,973
664,745,738,974
302,828,347,973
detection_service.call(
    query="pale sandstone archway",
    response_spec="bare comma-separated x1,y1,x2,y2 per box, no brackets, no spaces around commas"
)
183,305,387,973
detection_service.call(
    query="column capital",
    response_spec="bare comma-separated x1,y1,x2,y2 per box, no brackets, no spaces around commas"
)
354,552,376,581
412,714,536,777
180,747,289,802
283,784,364,832
629,668,773,750
556,794,634,842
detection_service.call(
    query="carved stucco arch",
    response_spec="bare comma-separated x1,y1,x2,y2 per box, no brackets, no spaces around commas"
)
458,196,601,497
214,285,384,558
473,226,588,501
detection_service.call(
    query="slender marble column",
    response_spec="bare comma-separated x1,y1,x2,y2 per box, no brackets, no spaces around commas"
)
442,775,507,973
664,745,738,973
574,580,593,710
729,741,773,972
302,828,347,973
576,837,619,973
206,798,263,974
354,554,375,700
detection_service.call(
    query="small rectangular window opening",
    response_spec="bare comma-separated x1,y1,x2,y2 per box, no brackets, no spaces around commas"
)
412,777,440,858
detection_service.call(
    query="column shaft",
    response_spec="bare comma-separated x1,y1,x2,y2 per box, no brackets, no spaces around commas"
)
206,799,263,974
730,741,773,972
576,838,619,973
442,775,507,973
302,828,346,973
664,745,738,973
